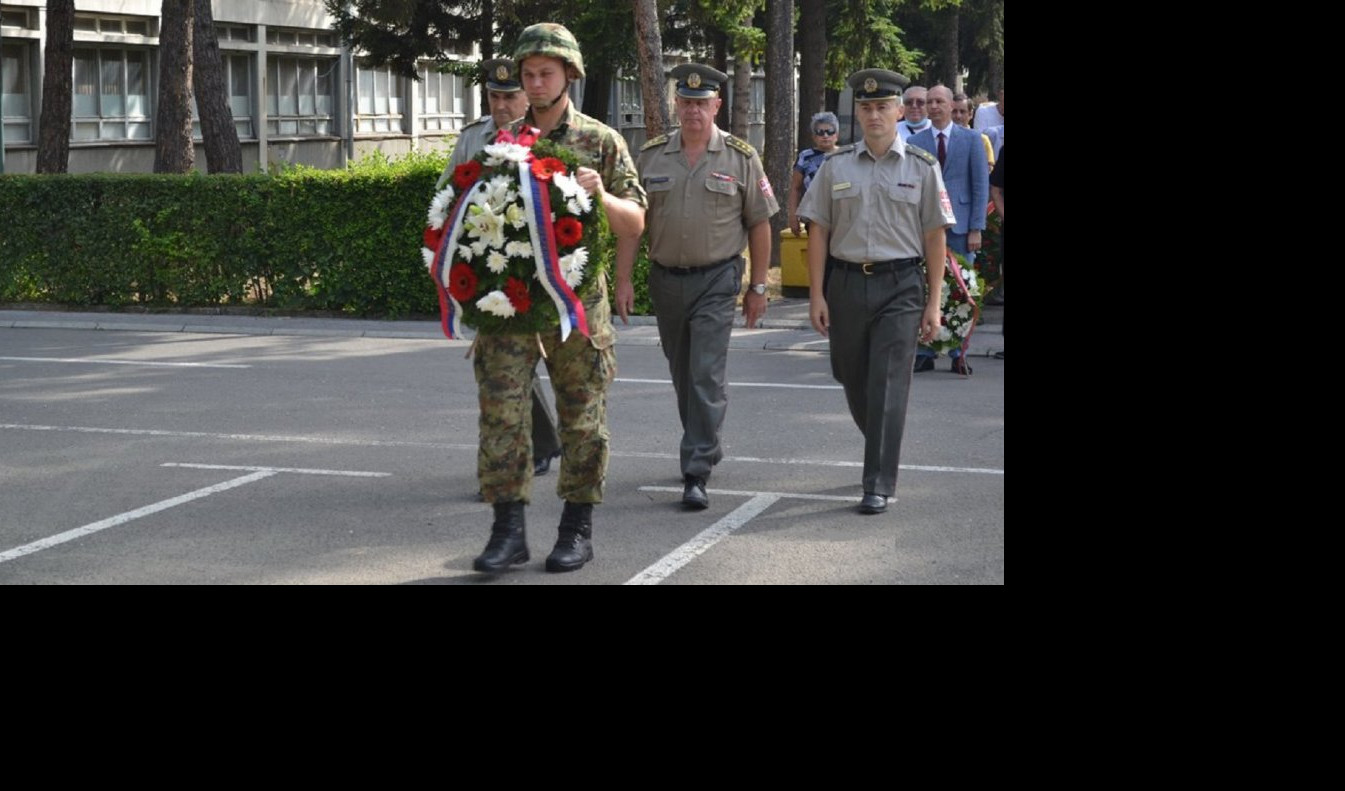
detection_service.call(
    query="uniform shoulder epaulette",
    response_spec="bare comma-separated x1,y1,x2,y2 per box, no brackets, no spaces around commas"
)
824,144,855,159
905,143,938,167
641,134,669,151
461,115,489,129
725,134,758,157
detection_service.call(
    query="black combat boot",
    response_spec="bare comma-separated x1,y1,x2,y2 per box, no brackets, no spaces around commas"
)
545,501,593,573
473,501,529,573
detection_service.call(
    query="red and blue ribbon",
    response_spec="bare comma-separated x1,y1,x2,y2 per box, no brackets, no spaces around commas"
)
430,183,479,339
518,160,588,341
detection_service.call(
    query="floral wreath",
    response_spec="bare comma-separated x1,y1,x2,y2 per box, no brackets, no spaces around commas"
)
421,127,609,338
929,250,982,356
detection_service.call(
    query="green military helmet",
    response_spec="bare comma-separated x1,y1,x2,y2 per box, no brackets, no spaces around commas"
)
513,22,585,79
847,68,910,101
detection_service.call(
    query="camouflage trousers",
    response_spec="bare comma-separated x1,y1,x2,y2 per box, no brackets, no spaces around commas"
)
473,288,616,504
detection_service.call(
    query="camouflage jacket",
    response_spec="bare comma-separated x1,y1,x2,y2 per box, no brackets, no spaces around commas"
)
520,102,648,209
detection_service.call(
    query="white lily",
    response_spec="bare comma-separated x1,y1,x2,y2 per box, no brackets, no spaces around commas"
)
477,290,517,318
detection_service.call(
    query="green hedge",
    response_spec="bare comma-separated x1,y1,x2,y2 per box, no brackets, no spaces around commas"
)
0,150,655,319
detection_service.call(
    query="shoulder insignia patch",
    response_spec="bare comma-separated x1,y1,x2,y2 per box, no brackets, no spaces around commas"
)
824,144,855,159
905,144,938,167
726,135,758,157
462,116,489,129
641,134,669,151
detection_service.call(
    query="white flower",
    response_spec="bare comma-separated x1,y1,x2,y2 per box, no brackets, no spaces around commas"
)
458,244,475,262
964,270,980,296
480,175,514,209
466,206,507,249
553,172,592,213
482,142,532,165
559,247,588,288
936,326,952,342
505,240,534,259
428,187,455,230
487,251,509,274
477,290,517,318
566,198,583,215
421,247,436,269
505,203,527,230
470,240,489,257
955,303,972,319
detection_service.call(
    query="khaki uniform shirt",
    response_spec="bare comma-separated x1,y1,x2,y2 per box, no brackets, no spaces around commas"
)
519,103,648,208
637,126,779,267
797,136,955,262
436,116,499,190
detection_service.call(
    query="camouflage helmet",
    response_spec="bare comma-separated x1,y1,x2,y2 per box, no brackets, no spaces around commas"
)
512,23,585,79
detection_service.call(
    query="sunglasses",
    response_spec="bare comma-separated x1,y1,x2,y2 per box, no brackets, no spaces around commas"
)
814,128,836,136
906,99,926,107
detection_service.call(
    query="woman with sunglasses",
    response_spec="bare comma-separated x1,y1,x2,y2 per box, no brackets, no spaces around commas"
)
787,112,841,237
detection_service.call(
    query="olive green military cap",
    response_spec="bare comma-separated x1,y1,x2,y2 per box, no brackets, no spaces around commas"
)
670,63,728,99
847,68,910,101
481,58,522,92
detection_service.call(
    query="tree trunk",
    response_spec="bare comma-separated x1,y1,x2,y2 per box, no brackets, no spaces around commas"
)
731,20,751,140
154,0,195,173
712,31,730,130
764,0,793,268
192,0,241,173
633,0,668,139
36,0,75,173
935,7,960,91
988,0,1004,95
796,0,826,149
580,63,611,121
478,0,494,117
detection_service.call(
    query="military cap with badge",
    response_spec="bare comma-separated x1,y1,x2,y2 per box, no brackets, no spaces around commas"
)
670,63,728,99
847,68,910,101
480,58,522,92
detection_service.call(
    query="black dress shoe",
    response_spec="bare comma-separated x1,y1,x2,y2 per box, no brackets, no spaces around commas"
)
534,450,560,476
913,356,935,372
682,475,709,510
950,357,973,375
858,493,888,514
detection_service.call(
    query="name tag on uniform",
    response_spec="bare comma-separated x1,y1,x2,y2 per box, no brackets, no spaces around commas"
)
897,182,916,189
646,176,671,184
832,182,852,191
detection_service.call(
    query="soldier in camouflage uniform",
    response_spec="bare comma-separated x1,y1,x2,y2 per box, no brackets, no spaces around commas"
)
437,58,563,480
471,23,647,575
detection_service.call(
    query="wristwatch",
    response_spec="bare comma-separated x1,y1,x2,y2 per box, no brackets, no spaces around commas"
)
749,283,767,296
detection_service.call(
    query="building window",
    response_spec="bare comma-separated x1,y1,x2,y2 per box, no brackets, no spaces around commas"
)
417,64,467,132
266,56,335,136
72,47,152,141
215,24,252,42
617,76,644,129
266,28,335,48
73,13,154,36
191,53,254,140
355,60,404,134
1,6,38,29
2,41,32,143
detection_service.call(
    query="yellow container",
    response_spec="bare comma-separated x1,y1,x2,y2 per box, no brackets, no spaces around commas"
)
779,229,811,298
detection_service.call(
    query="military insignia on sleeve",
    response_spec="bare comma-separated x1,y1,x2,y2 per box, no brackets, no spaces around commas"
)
759,177,775,199
641,134,669,151
726,135,757,157
939,189,954,218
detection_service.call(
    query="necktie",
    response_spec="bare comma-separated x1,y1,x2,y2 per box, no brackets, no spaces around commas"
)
937,132,946,167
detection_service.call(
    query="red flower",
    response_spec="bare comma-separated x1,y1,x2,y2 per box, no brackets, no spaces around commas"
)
531,157,567,182
453,160,482,190
554,217,584,247
505,276,532,314
448,263,479,302
494,126,540,147
423,225,444,252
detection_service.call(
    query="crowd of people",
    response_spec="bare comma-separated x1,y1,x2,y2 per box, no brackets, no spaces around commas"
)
434,23,1002,573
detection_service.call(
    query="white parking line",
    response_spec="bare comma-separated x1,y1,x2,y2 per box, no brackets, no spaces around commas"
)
0,470,275,564
1,424,1004,475
0,356,250,369
162,463,391,478
543,375,843,390
637,486,864,502
625,494,780,585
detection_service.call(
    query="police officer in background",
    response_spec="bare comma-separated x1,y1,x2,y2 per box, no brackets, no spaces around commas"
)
797,69,955,515
436,58,562,479
623,63,777,510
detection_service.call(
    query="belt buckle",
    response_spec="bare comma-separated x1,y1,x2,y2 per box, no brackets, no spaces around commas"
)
861,261,874,275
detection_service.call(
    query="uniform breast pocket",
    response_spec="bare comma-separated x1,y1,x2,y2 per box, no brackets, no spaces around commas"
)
644,177,675,210
832,184,861,226
704,177,740,213
886,182,921,205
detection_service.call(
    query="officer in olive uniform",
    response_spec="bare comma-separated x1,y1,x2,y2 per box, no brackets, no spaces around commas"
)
436,58,563,479
627,63,777,511
797,69,955,515
470,23,647,574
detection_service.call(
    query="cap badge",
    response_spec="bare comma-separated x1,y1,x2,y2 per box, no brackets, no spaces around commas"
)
495,65,510,81
864,77,877,93
687,72,702,89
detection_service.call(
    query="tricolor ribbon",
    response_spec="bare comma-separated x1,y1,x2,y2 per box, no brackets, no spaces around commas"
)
945,250,980,367
518,159,588,341
430,180,480,339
